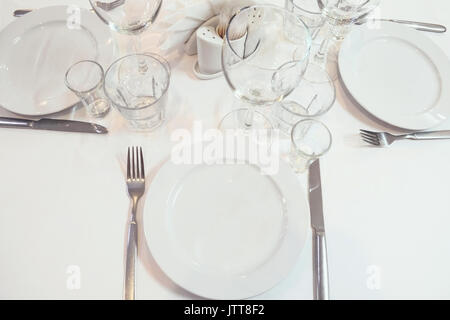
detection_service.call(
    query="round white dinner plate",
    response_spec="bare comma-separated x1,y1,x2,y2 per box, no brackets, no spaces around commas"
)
339,22,450,130
144,159,309,299
0,6,116,116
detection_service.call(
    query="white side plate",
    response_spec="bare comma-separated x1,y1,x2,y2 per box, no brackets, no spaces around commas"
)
339,22,450,130
0,6,116,116
144,159,309,299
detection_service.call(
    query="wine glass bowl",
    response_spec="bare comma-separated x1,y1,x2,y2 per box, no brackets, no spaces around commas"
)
89,0,162,35
223,6,311,106
318,0,381,36
318,0,380,21
220,5,311,130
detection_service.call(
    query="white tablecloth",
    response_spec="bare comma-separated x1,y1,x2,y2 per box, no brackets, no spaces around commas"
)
1,0,450,299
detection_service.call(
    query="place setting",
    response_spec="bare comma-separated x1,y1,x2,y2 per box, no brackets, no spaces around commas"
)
123,2,333,300
1,0,450,303
0,1,168,133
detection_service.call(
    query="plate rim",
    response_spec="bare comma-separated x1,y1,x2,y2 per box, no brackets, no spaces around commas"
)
338,22,450,131
0,5,116,116
143,158,310,299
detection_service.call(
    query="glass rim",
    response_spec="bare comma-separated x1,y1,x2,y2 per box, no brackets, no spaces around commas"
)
88,0,163,35
321,0,381,17
291,119,332,158
223,4,312,67
103,53,171,111
65,60,104,94
289,0,323,16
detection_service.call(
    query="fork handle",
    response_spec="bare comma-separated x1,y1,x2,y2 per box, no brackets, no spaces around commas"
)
406,130,450,140
124,217,137,300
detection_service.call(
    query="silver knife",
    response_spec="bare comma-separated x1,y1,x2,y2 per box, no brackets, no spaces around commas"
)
308,159,329,300
356,19,447,33
0,117,108,134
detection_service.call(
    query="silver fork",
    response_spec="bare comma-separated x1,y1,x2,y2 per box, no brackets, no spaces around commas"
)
124,146,145,300
360,129,450,147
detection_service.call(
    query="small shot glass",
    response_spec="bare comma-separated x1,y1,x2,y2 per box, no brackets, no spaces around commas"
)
65,60,111,117
289,119,332,173
104,53,170,131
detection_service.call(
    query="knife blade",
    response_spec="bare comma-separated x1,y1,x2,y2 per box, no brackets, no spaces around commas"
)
308,159,329,300
0,117,108,134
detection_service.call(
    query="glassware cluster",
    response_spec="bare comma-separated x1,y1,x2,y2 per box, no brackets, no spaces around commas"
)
65,0,382,171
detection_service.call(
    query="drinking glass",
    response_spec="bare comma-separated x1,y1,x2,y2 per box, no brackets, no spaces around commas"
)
104,53,170,130
312,0,380,80
89,0,162,55
220,5,311,131
285,0,324,45
275,63,335,135
285,0,337,82
289,119,332,173
65,60,111,117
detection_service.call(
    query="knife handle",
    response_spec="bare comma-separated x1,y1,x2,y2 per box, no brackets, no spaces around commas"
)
312,230,329,300
13,9,32,17
0,117,32,128
388,19,447,33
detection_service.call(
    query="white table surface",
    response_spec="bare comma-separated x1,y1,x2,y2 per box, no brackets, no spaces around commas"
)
1,0,450,300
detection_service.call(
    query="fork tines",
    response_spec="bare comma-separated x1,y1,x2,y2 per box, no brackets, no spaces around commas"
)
127,146,145,181
359,129,380,146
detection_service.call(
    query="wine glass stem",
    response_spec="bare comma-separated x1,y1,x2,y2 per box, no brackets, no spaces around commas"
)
132,34,142,53
131,34,148,73
244,106,255,129
314,23,333,63
316,37,330,62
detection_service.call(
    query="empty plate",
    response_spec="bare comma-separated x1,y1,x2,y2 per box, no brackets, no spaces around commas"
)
144,159,309,299
0,6,116,116
339,22,450,130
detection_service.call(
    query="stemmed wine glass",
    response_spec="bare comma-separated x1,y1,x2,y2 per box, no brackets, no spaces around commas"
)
312,0,380,80
220,5,311,131
89,0,162,55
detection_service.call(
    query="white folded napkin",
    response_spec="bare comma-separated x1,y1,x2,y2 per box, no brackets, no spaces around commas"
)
155,0,255,55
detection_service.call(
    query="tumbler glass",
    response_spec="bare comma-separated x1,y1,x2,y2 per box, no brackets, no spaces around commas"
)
65,60,111,117
275,63,335,135
104,53,170,130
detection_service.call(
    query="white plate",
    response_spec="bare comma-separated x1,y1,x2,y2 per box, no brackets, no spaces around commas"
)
0,6,116,116
144,159,309,299
339,22,450,130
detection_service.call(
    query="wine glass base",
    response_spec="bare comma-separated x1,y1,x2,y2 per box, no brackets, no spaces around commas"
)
219,108,273,131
